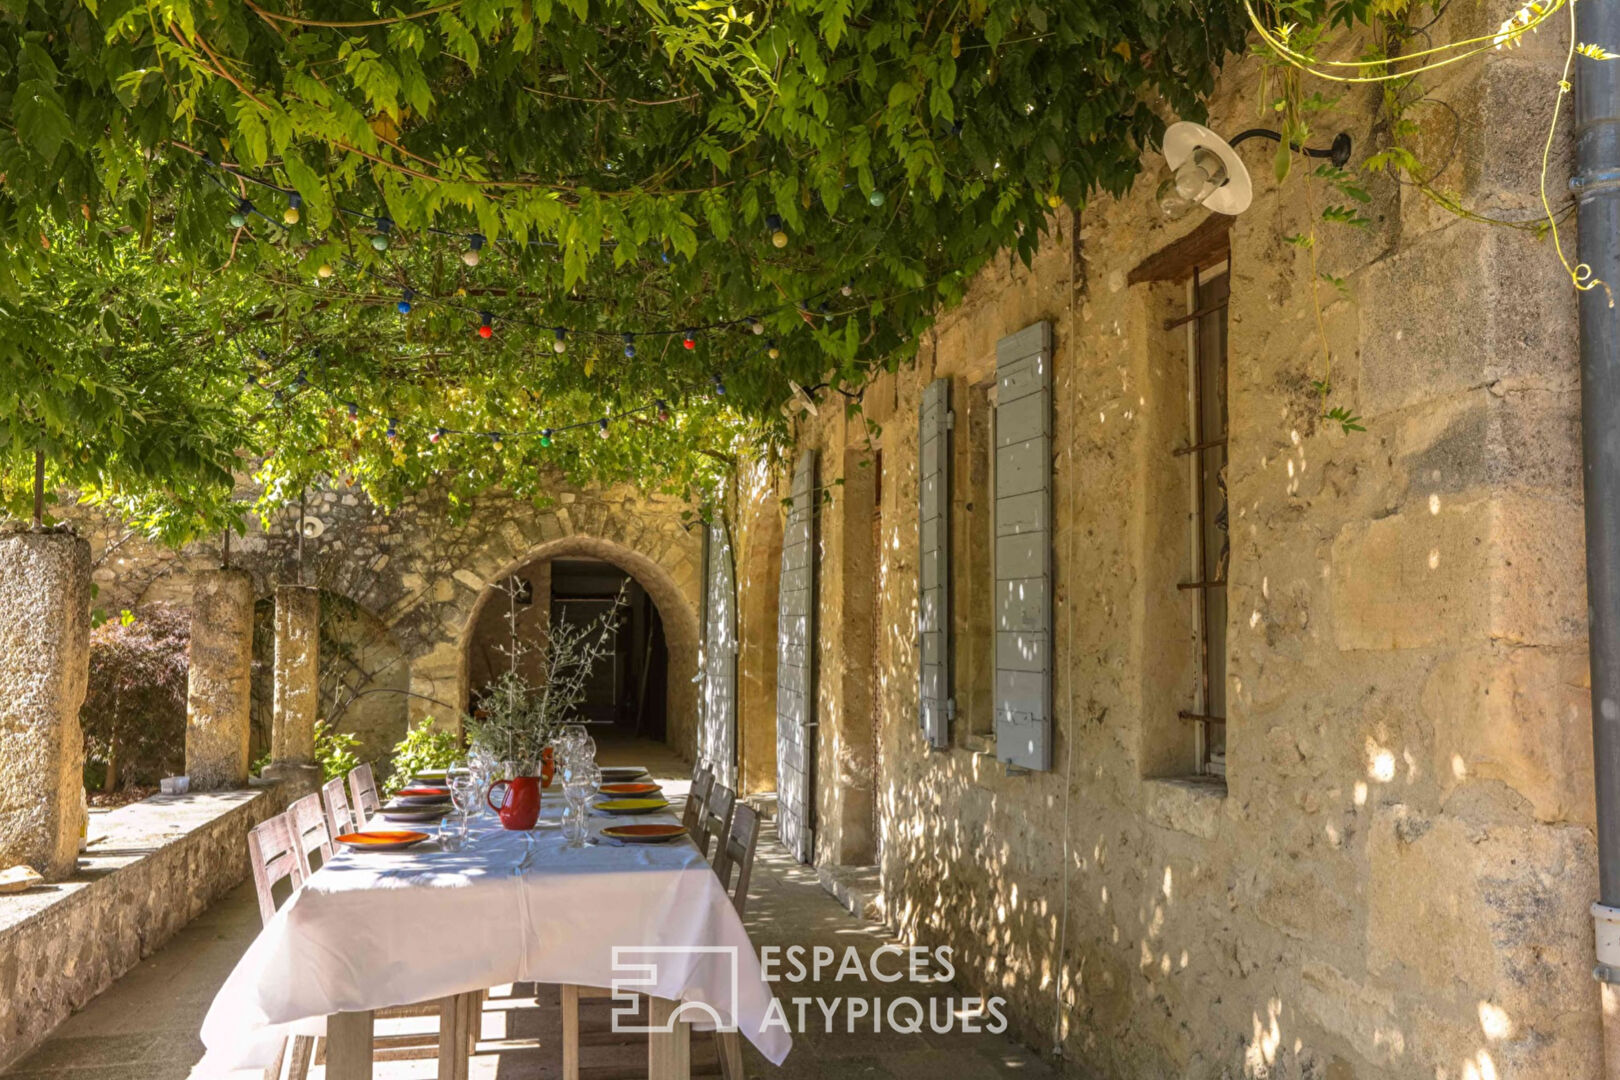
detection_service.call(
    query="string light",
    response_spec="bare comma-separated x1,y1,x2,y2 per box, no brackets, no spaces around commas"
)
386,417,399,440
868,190,886,207
463,234,484,267
623,333,636,358
430,427,446,443
683,330,696,350
372,217,393,251
229,200,252,228
841,281,854,297
598,418,611,439
712,373,727,396
478,311,494,339
284,193,302,225
398,288,414,315
765,214,788,248
657,399,671,422
489,431,502,445
553,327,568,354
347,402,359,421
293,370,309,389
767,341,780,359
540,429,553,447
317,263,334,279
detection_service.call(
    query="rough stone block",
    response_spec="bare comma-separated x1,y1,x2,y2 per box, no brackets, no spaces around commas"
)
1367,805,1595,1011
270,584,320,766
1423,647,1594,826
185,569,255,790
1331,495,1585,651
0,532,90,881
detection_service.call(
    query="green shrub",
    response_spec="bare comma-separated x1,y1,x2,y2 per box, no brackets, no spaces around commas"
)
382,718,463,797
314,720,362,782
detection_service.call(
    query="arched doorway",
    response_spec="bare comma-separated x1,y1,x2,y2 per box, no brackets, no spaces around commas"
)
457,536,701,758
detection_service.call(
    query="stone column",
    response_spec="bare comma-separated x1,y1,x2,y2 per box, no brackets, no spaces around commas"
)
184,569,254,790
0,533,90,881
263,584,321,787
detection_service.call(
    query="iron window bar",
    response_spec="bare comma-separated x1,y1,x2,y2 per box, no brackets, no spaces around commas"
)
1177,711,1227,724
1177,579,1227,591
1172,434,1229,457
1164,299,1229,331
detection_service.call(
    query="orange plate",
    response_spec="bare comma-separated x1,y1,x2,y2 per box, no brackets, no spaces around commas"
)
336,830,429,847
602,823,687,843
395,787,450,798
599,782,663,797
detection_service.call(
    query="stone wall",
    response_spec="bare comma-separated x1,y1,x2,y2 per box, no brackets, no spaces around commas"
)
726,29,1596,1080
64,483,704,765
0,788,282,1071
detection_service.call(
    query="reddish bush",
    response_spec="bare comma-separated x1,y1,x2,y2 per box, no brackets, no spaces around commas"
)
81,603,190,789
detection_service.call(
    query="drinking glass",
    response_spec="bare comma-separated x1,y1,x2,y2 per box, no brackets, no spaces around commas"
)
562,803,589,849
449,774,479,844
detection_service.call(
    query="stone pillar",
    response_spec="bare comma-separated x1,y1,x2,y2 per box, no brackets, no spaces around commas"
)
184,569,254,790
0,533,90,881
264,584,321,787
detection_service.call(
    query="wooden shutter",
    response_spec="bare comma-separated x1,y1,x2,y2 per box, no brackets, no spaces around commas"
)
917,378,952,749
701,520,738,788
776,450,818,862
994,322,1053,771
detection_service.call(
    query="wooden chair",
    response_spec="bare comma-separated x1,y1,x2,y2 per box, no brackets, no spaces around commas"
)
680,765,714,837
706,803,762,1079
712,803,761,917
321,775,356,839
249,809,479,1080
248,813,318,1079
696,784,736,863
288,792,334,878
347,762,380,827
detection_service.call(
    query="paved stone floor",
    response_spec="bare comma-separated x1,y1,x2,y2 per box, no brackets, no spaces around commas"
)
4,738,1055,1080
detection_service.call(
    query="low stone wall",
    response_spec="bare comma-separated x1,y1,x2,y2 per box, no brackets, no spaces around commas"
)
0,787,282,1071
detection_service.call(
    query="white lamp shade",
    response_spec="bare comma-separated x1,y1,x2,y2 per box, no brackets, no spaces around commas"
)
1163,121,1253,216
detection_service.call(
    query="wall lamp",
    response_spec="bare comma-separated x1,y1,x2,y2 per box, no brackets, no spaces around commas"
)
1155,121,1353,219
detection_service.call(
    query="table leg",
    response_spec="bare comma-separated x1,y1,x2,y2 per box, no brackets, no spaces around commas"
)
325,1010,375,1079
716,1030,745,1080
437,995,470,1080
561,984,581,1080
647,998,691,1080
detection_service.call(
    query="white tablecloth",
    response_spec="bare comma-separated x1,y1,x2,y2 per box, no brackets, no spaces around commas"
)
197,798,791,1074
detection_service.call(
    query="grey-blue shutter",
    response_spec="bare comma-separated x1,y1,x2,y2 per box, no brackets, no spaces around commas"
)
776,451,818,862
994,322,1053,771
701,521,737,789
918,378,952,749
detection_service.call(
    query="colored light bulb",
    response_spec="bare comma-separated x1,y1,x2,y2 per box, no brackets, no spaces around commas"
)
623,333,636,358
284,194,301,225
553,327,568,354
478,311,494,339
463,234,484,267
868,190,885,207
683,331,696,350
430,427,445,444
598,418,610,439
540,430,553,447
398,288,414,315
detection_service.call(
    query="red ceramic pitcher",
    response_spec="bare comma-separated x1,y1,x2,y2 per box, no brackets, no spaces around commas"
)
487,775,541,830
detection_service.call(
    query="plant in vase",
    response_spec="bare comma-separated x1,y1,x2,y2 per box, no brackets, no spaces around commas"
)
464,588,625,829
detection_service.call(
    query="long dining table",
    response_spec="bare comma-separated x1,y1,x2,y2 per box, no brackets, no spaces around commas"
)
197,788,791,1078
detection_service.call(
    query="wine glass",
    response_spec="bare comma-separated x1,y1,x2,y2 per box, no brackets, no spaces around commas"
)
449,773,479,845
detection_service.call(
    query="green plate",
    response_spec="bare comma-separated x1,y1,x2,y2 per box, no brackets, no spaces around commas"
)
595,797,671,816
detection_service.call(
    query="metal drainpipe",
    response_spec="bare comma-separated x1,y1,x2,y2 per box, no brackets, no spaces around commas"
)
1577,0,1620,1066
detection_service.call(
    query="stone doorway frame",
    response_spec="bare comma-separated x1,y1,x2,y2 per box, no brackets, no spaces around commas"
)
452,535,702,758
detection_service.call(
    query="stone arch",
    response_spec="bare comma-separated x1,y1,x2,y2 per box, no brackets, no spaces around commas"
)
458,536,700,757
391,504,703,759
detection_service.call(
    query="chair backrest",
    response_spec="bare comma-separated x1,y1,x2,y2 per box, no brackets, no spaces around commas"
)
321,775,355,839
712,803,761,916
698,784,737,862
681,767,714,834
288,791,334,877
348,762,380,825
247,812,304,926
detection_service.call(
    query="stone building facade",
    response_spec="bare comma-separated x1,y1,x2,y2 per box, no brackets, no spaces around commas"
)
54,21,1597,1080
68,483,703,767
712,32,1596,1080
